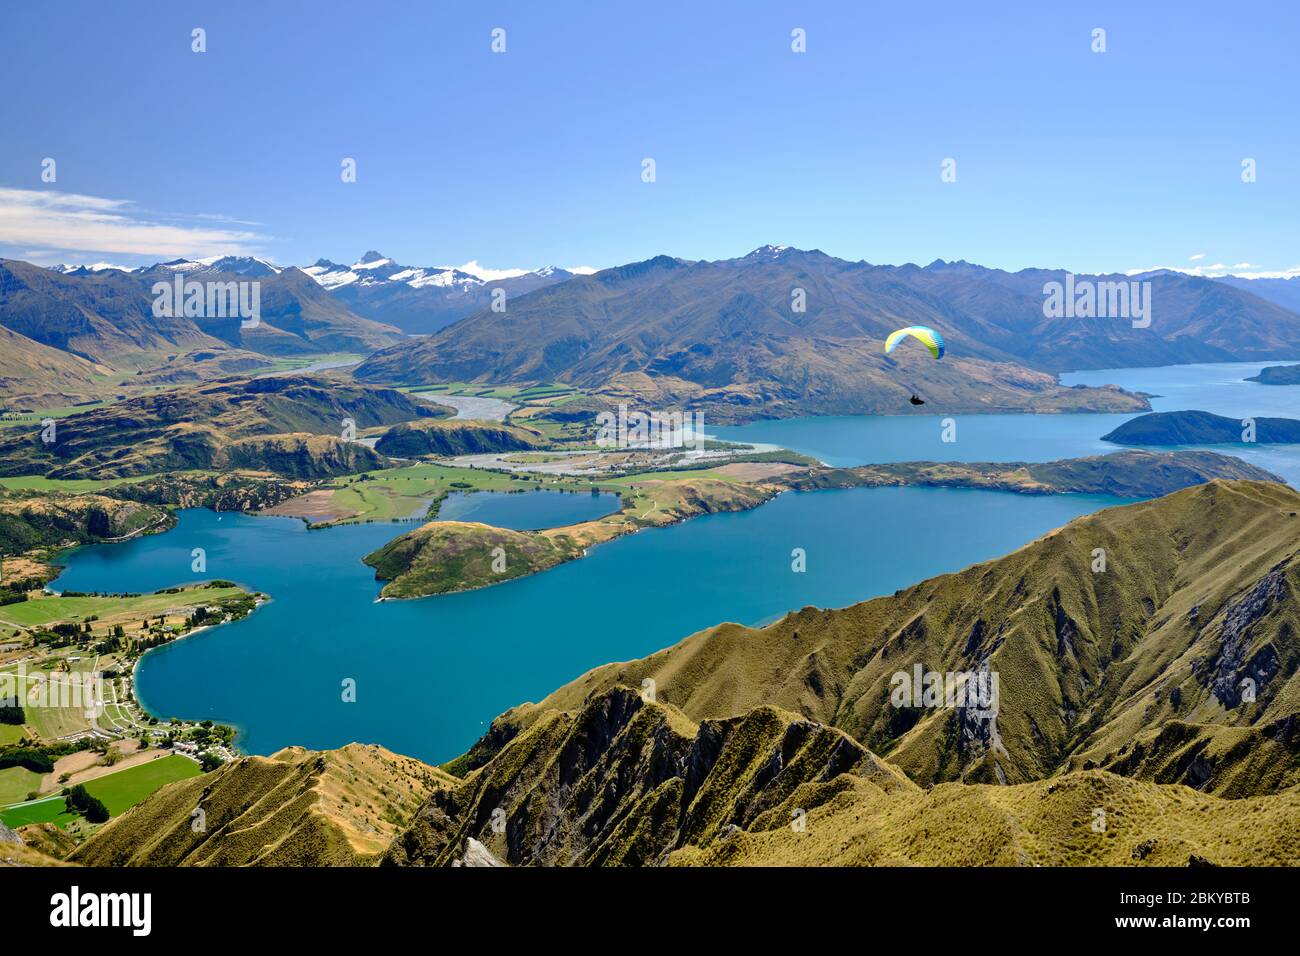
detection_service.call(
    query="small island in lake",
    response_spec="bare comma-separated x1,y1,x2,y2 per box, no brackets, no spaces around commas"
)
1102,410,1300,445
1246,364,1300,385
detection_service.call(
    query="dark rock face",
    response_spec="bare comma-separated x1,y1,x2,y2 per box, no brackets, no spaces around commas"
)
1208,564,1291,708
1050,588,1080,659
383,687,903,868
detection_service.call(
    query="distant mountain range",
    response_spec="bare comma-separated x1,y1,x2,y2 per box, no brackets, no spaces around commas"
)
7,247,1300,419
1,258,403,362
49,250,579,336
300,251,577,335
0,257,405,404
1214,275,1300,314
354,246,1300,420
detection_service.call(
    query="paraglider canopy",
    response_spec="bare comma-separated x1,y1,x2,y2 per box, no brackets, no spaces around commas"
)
884,326,945,360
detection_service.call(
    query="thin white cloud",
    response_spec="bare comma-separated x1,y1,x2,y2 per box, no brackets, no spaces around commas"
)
443,260,531,281
191,212,264,227
447,259,601,280
1127,262,1300,280
1188,252,1206,261
0,186,269,260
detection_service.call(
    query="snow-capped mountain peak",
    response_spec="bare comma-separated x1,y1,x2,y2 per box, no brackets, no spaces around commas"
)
294,252,582,293
193,255,282,276
745,244,793,260
51,262,133,275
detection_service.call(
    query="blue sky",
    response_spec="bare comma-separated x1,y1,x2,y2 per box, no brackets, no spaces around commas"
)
1,0,1296,277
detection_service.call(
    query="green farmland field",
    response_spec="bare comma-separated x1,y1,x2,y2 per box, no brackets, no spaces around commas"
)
0,753,201,828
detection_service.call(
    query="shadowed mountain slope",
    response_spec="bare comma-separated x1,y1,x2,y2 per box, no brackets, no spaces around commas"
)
0,375,436,479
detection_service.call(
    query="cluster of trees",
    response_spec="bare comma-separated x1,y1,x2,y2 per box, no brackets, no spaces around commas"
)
198,752,224,772
64,783,109,823
0,746,54,773
34,620,95,648
191,720,236,749
0,702,24,725
0,738,93,774
85,507,112,539
94,625,126,654
186,606,215,629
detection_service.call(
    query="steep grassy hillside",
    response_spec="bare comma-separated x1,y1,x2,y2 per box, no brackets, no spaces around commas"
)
72,744,455,866
0,259,221,362
0,324,109,406
478,481,1300,795
0,376,433,479
0,820,71,867
790,450,1283,497
221,433,387,478
387,686,1300,868
0,491,168,559
671,768,1300,866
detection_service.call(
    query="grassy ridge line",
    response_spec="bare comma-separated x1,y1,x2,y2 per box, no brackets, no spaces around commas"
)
670,767,1300,866
72,744,453,866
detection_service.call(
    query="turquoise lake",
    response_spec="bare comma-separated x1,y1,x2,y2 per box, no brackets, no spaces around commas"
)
52,361,1300,763
712,361,1300,485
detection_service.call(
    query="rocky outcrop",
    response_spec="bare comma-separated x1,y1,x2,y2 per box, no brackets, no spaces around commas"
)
1206,563,1292,708
383,686,914,867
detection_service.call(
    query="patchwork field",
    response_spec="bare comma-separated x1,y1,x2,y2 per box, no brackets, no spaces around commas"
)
0,765,42,805
0,723,26,746
0,586,247,629
86,754,202,816
0,754,201,829
0,795,77,828
266,461,603,525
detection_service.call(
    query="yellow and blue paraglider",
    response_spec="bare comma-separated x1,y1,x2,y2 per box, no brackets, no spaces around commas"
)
884,326,945,360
